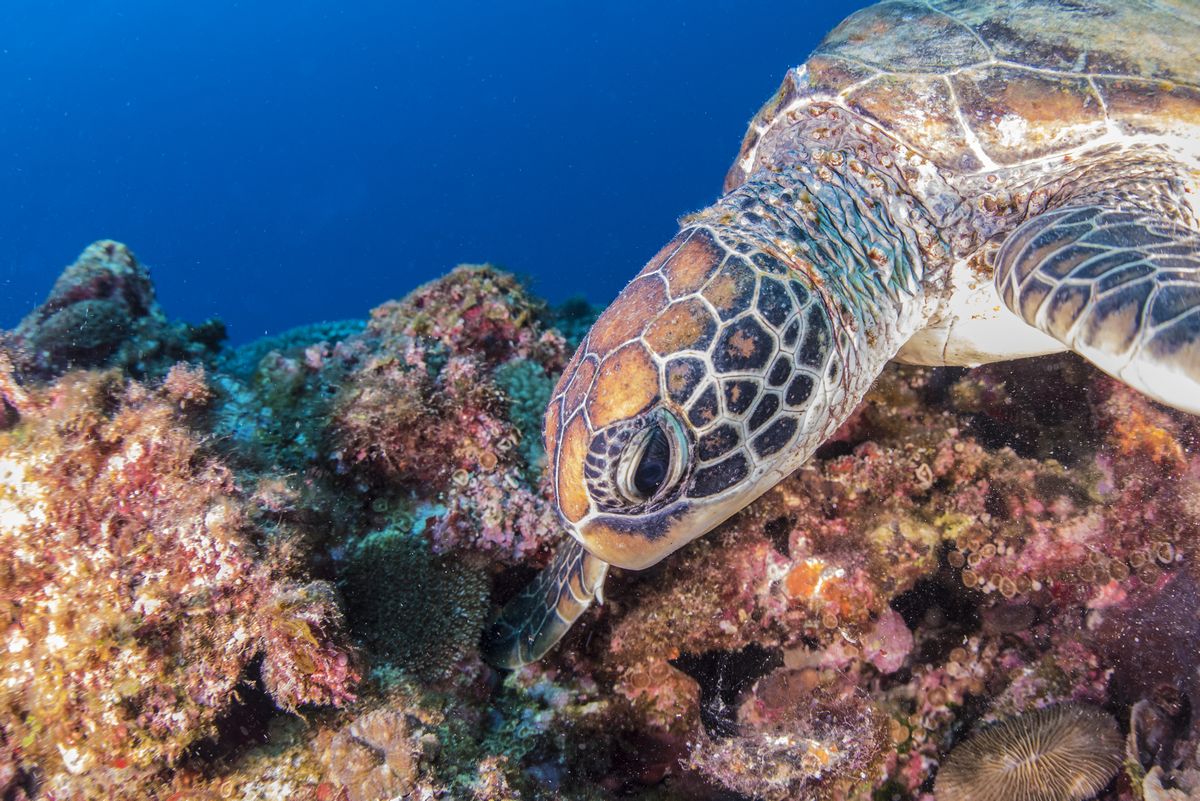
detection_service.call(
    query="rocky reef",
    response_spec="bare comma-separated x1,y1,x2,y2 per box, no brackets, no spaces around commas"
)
0,241,1197,800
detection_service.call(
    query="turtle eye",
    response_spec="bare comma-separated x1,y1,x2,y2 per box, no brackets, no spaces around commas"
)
634,426,670,497
616,413,688,504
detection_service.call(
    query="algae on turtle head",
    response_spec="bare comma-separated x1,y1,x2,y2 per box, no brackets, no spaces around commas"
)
484,0,1200,669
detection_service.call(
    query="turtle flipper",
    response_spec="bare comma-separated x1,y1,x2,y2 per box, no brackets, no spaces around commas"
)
481,539,609,669
996,204,1200,415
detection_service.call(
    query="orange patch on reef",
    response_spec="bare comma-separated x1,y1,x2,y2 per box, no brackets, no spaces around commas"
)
662,231,723,296
785,560,823,598
1113,407,1186,469
644,299,711,356
586,276,668,355
556,413,592,523
586,343,659,429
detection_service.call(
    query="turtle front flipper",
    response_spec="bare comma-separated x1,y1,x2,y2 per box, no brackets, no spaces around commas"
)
996,204,1200,415
481,538,609,669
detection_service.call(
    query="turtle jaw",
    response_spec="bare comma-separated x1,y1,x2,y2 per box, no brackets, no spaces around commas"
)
569,461,787,570
571,499,739,571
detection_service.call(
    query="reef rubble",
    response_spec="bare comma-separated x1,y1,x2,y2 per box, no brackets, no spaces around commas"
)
0,240,1197,800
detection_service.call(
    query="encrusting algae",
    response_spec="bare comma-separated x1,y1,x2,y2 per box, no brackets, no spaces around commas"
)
0,240,1198,800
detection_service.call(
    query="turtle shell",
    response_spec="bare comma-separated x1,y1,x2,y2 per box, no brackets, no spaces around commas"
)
727,0,1200,189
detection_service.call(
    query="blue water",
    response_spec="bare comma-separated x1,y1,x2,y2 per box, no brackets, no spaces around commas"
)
1,1,869,342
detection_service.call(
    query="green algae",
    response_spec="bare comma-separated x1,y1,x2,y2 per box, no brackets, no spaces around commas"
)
338,521,488,681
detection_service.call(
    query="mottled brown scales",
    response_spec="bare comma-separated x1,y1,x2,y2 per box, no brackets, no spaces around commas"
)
645,299,716,355
541,397,561,464
666,366,690,396
736,0,1200,177
556,414,591,523
586,274,668,353
727,328,760,360
561,354,596,416
850,76,973,169
661,230,724,295
586,343,659,428
1101,78,1200,132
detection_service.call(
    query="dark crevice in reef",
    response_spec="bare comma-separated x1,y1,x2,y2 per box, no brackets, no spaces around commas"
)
959,355,1098,465
177,657,279,771
762,514,793,556
671,644,783,739
891,563,983,666
813,438,855,461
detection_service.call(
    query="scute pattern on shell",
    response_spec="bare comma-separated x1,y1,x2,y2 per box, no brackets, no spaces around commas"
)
728,0,1200,185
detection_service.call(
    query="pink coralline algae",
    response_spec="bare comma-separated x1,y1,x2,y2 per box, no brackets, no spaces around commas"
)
687,668,889,801
0,365,357,797
431,467,563,563
566,360,1200,799
330,265,568,564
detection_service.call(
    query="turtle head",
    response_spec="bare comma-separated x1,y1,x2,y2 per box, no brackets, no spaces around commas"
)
544,225,828,570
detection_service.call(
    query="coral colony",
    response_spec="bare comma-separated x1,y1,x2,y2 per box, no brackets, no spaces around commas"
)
1,241,1198,800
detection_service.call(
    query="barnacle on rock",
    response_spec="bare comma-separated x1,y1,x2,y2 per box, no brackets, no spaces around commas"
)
934,704,1122,801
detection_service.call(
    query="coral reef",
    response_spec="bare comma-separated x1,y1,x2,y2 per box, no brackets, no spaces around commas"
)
0,367,357,797
2,241,1198,800
327,266,568,564
687,668,889,801
338,522,490,680
6,241,224,380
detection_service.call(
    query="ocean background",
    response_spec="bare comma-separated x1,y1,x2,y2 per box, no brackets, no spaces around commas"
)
0,0,870,342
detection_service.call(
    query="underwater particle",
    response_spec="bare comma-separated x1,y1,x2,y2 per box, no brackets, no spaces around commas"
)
934,704,1122,801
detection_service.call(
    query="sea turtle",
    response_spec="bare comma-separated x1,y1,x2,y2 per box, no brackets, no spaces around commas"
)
483,0,1200,668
